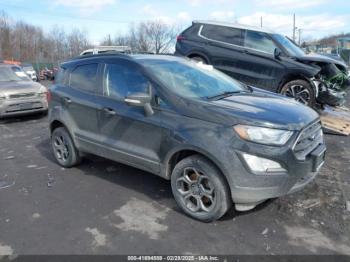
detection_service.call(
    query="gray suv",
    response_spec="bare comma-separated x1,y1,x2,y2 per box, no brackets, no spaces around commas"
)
49,53,326,222
0,63,48,117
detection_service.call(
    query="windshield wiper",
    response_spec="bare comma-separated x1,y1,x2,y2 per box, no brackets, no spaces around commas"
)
207,90,244,100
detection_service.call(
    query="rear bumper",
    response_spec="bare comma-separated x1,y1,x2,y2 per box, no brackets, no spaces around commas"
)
0,98,48,118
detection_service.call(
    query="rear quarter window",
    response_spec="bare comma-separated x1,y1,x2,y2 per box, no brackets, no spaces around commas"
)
182,24,201,37
69,63,98,93
201,24,243,46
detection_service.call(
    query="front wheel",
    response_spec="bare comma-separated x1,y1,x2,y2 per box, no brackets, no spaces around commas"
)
280,79,316,107
171,155,231,222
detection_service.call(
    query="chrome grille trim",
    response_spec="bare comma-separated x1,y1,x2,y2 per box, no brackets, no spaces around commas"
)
9,93,37,99
293,121,323,161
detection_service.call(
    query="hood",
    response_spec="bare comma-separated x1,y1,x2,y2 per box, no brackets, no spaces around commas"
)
296,53,348,69
0,81,46,97
179,89,319,131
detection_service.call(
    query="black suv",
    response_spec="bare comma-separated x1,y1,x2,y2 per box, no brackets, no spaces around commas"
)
175,20,349,107
49,53,326,221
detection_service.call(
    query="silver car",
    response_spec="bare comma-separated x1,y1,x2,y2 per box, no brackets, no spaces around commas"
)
0,64,48,117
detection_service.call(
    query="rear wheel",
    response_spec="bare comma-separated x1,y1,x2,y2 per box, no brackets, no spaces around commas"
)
51,127,81,168
171,155,231,222
280,79,315,107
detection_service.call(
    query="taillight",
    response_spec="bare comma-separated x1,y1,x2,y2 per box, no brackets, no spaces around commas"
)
46,90,52,103
176,35,185,41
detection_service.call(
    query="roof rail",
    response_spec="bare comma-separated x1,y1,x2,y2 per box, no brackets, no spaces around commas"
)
71,51,131,61
192,20,274,34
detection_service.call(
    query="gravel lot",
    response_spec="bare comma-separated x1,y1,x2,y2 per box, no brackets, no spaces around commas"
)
0,82,349,255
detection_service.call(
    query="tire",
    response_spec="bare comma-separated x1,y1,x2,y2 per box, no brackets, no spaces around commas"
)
51,127,81,168
171,155,231,222
189,56,207,64
280,79,316,107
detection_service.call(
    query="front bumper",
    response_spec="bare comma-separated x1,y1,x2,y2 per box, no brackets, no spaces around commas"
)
231,144,325,209
0,97,48,118
221,122,326,210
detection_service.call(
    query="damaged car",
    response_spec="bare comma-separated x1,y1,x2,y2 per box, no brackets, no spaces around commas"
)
49,53,326,222
175,20,350,107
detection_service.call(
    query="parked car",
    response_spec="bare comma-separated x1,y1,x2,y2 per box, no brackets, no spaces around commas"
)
175,20,350,107
0,63,48,117
49,53,326,222
80,46,132,56
21,64,38,81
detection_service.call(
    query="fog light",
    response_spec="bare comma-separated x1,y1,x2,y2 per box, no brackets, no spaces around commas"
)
242,153,286,173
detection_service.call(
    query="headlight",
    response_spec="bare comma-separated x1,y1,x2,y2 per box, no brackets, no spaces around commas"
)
38,86,48,98
234,125,293,146
38,92,47,98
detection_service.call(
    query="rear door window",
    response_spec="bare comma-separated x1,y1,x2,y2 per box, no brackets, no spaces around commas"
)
244,30,277,54
103,62,149,100
201,25,243,46
69,63,98,93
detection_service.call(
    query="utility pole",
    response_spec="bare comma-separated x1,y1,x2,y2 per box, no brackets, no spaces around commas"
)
260,16,263,28
298,28,302,46
292,13,296,41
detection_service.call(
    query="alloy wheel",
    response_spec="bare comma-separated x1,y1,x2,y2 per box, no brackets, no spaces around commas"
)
175,167,215,213
53,134,70,162
282,84,311,105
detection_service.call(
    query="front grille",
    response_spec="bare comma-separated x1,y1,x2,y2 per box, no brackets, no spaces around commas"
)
293,121,323,160
9,93,36,99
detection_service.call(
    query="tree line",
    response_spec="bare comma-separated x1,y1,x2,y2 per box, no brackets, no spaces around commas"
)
0,11,179,66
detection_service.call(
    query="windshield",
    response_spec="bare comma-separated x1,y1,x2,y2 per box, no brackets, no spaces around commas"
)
273,34,305,57
0,66,31,82
140,59,245,99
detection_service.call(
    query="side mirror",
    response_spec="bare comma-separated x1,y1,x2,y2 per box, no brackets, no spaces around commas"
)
274,48,282,59
125,92,154,116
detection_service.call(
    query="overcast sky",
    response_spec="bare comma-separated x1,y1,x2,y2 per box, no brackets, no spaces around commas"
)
1,0,349,43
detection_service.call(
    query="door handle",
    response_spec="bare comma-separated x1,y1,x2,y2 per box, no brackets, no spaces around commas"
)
103,107,116,116
63,97,71,104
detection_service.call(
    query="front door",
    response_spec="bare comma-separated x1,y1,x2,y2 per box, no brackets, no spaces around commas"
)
235,30,286,90
96,59,164,174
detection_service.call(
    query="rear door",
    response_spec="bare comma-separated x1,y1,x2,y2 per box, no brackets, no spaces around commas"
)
62,63,101,150
96,59,164,174
199,24,247,79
